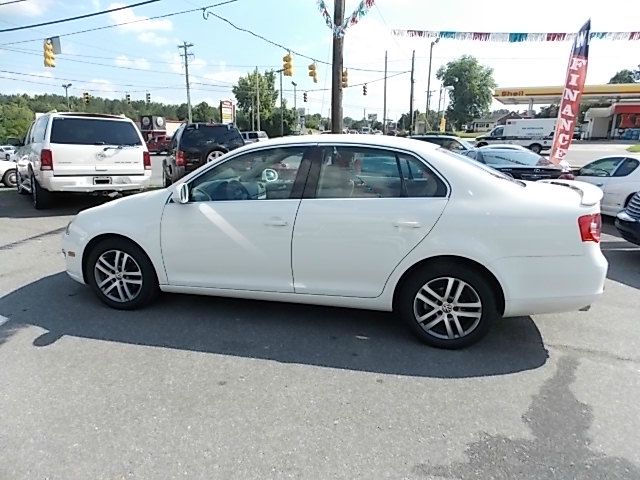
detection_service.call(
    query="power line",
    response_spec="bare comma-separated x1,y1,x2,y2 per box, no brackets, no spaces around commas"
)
0,0,26,6
0,0,160,33
0,0,238,46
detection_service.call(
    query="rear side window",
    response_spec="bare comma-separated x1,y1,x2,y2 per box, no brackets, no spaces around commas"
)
31,116,48,143
613,158,639,177
50,118,142,145
180,125,242,149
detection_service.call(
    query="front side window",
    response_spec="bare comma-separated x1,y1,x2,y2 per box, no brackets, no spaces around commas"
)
480,150,550,167
580,157,624,177
316,146,446,199
188,146,308,202
493,127,504,136
50,118,141,145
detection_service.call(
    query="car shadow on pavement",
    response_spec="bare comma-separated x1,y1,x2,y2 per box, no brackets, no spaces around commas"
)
413,355,640,479
0,273,549,379
0,188,111,219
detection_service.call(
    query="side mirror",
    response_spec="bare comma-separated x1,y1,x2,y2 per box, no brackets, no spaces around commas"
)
173,183,190,204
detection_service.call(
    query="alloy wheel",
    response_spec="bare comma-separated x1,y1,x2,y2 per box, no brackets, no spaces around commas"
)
206,151,224,163
413,277,482,340
5,170,17,187
94,249,143,303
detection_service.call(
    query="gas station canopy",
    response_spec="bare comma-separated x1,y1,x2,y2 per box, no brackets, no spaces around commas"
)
494,83,640,105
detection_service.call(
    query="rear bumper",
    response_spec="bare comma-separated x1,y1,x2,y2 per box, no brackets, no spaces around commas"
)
615,213,640,246
492,250,608,317
42,173,151,193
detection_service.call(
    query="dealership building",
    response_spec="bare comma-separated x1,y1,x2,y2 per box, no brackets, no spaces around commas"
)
494,84,640,140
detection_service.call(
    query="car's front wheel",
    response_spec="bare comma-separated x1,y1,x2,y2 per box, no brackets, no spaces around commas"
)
86,238,159,310
397,262,498,349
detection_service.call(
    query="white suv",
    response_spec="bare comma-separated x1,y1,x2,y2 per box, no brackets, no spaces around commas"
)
15,112,151,209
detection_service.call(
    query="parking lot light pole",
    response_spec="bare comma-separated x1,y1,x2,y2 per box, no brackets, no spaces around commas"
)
62,83,72,110
426,38,439,116
292,81,298,132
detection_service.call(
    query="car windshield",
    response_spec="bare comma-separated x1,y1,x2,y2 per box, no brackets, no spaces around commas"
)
50,118,142,145
480,149,552,167
438,148,525,186
181,125,238,149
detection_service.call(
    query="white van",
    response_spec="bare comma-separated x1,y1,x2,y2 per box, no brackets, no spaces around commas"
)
475,118,556,153
15,112,152,209
241,130,269,144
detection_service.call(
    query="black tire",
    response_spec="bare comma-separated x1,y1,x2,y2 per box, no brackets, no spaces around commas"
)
31,174,52,210
16,171,29,195
396,261,498,349
624,194,635,208
2,169,16,188
86,237,159,310
204,148,226,164
162,163,172,187
529,143,542,154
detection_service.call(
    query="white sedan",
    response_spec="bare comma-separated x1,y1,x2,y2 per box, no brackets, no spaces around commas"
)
575,155,640,216
62,135,608,349
0,158,17,187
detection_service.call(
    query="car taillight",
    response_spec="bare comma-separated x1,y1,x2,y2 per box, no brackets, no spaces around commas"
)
176,150,186,166
143,151,151,170
40,149,53,170
578,213,601,243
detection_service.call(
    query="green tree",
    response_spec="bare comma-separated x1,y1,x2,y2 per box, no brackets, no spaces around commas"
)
232,70,278,122
0,103,34,141
192,101,216,122
609,69,638,84
436,55,496,129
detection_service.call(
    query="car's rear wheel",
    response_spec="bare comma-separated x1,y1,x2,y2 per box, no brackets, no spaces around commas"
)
86,238,159,310
529,143,542,154
2,169,16,188
31,175,52,209
206,149,225,163
397,262,497,349
162,163,172,187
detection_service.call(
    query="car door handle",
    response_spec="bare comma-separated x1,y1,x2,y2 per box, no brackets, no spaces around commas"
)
264,218,288,227
394,221,422,229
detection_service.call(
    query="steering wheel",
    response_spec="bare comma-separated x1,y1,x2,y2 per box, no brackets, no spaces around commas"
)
225,180,250,200
191,186,212,202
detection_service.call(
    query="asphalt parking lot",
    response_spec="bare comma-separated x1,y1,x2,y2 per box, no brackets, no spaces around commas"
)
1,185,640,479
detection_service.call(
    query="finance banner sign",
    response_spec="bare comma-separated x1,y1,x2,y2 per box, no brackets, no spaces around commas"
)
549,19,591,167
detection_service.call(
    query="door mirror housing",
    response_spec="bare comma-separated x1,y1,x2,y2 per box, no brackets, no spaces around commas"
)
173,183,190,204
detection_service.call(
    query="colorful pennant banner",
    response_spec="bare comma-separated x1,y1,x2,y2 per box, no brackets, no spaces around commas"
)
317,0,375,38
392,29,640,42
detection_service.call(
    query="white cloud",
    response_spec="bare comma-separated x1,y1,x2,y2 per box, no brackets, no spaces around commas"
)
0,0,53,16
115,55,151,70
87,79,118,98
108,2,173,46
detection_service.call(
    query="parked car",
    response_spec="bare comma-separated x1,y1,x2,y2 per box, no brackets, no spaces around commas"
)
0,157,17,187
241,131,269,144
15,112,151,209
477,143,530,151
62,135,607,349
146,135,171,154
0,145,16,161
615,191,640,245
163,123,244,185
574,155,640,216
461,147,573,180
410,134,473,153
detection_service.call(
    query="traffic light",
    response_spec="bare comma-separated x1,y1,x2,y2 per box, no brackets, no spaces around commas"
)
145,92,151,104
363,84,367,96
282,53,293,76
83,92,90,104
43,38,55,68
125,93,131,104
341,69,348,88
308,63,317,83
303,92,308,103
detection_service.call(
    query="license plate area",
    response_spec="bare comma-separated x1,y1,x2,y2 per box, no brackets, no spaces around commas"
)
93,176,112,185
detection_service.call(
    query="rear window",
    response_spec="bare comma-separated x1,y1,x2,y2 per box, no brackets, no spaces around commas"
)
480,149,550,167
438,148,525,186
180,125,242,149
50,118,142,146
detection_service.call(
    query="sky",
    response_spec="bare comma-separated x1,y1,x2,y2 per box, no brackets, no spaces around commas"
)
1,0,640,121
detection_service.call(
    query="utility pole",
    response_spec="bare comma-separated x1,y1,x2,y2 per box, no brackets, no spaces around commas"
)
382,50,387,134
409,49,415,135
426,38,439,116
255,67,260,131
279,69,284,137
331,0,345,133
178,41,194,123
292,81,298,132
251,95,255,130
62,83,72,110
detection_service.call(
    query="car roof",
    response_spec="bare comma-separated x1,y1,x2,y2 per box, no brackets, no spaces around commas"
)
411,134,460,140
47,112,130,120
234,134,437,149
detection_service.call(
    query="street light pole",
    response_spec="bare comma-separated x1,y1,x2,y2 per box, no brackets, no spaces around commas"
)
62,83,72,110
291,81,298,132
279,69,284,137
426,38,439,116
